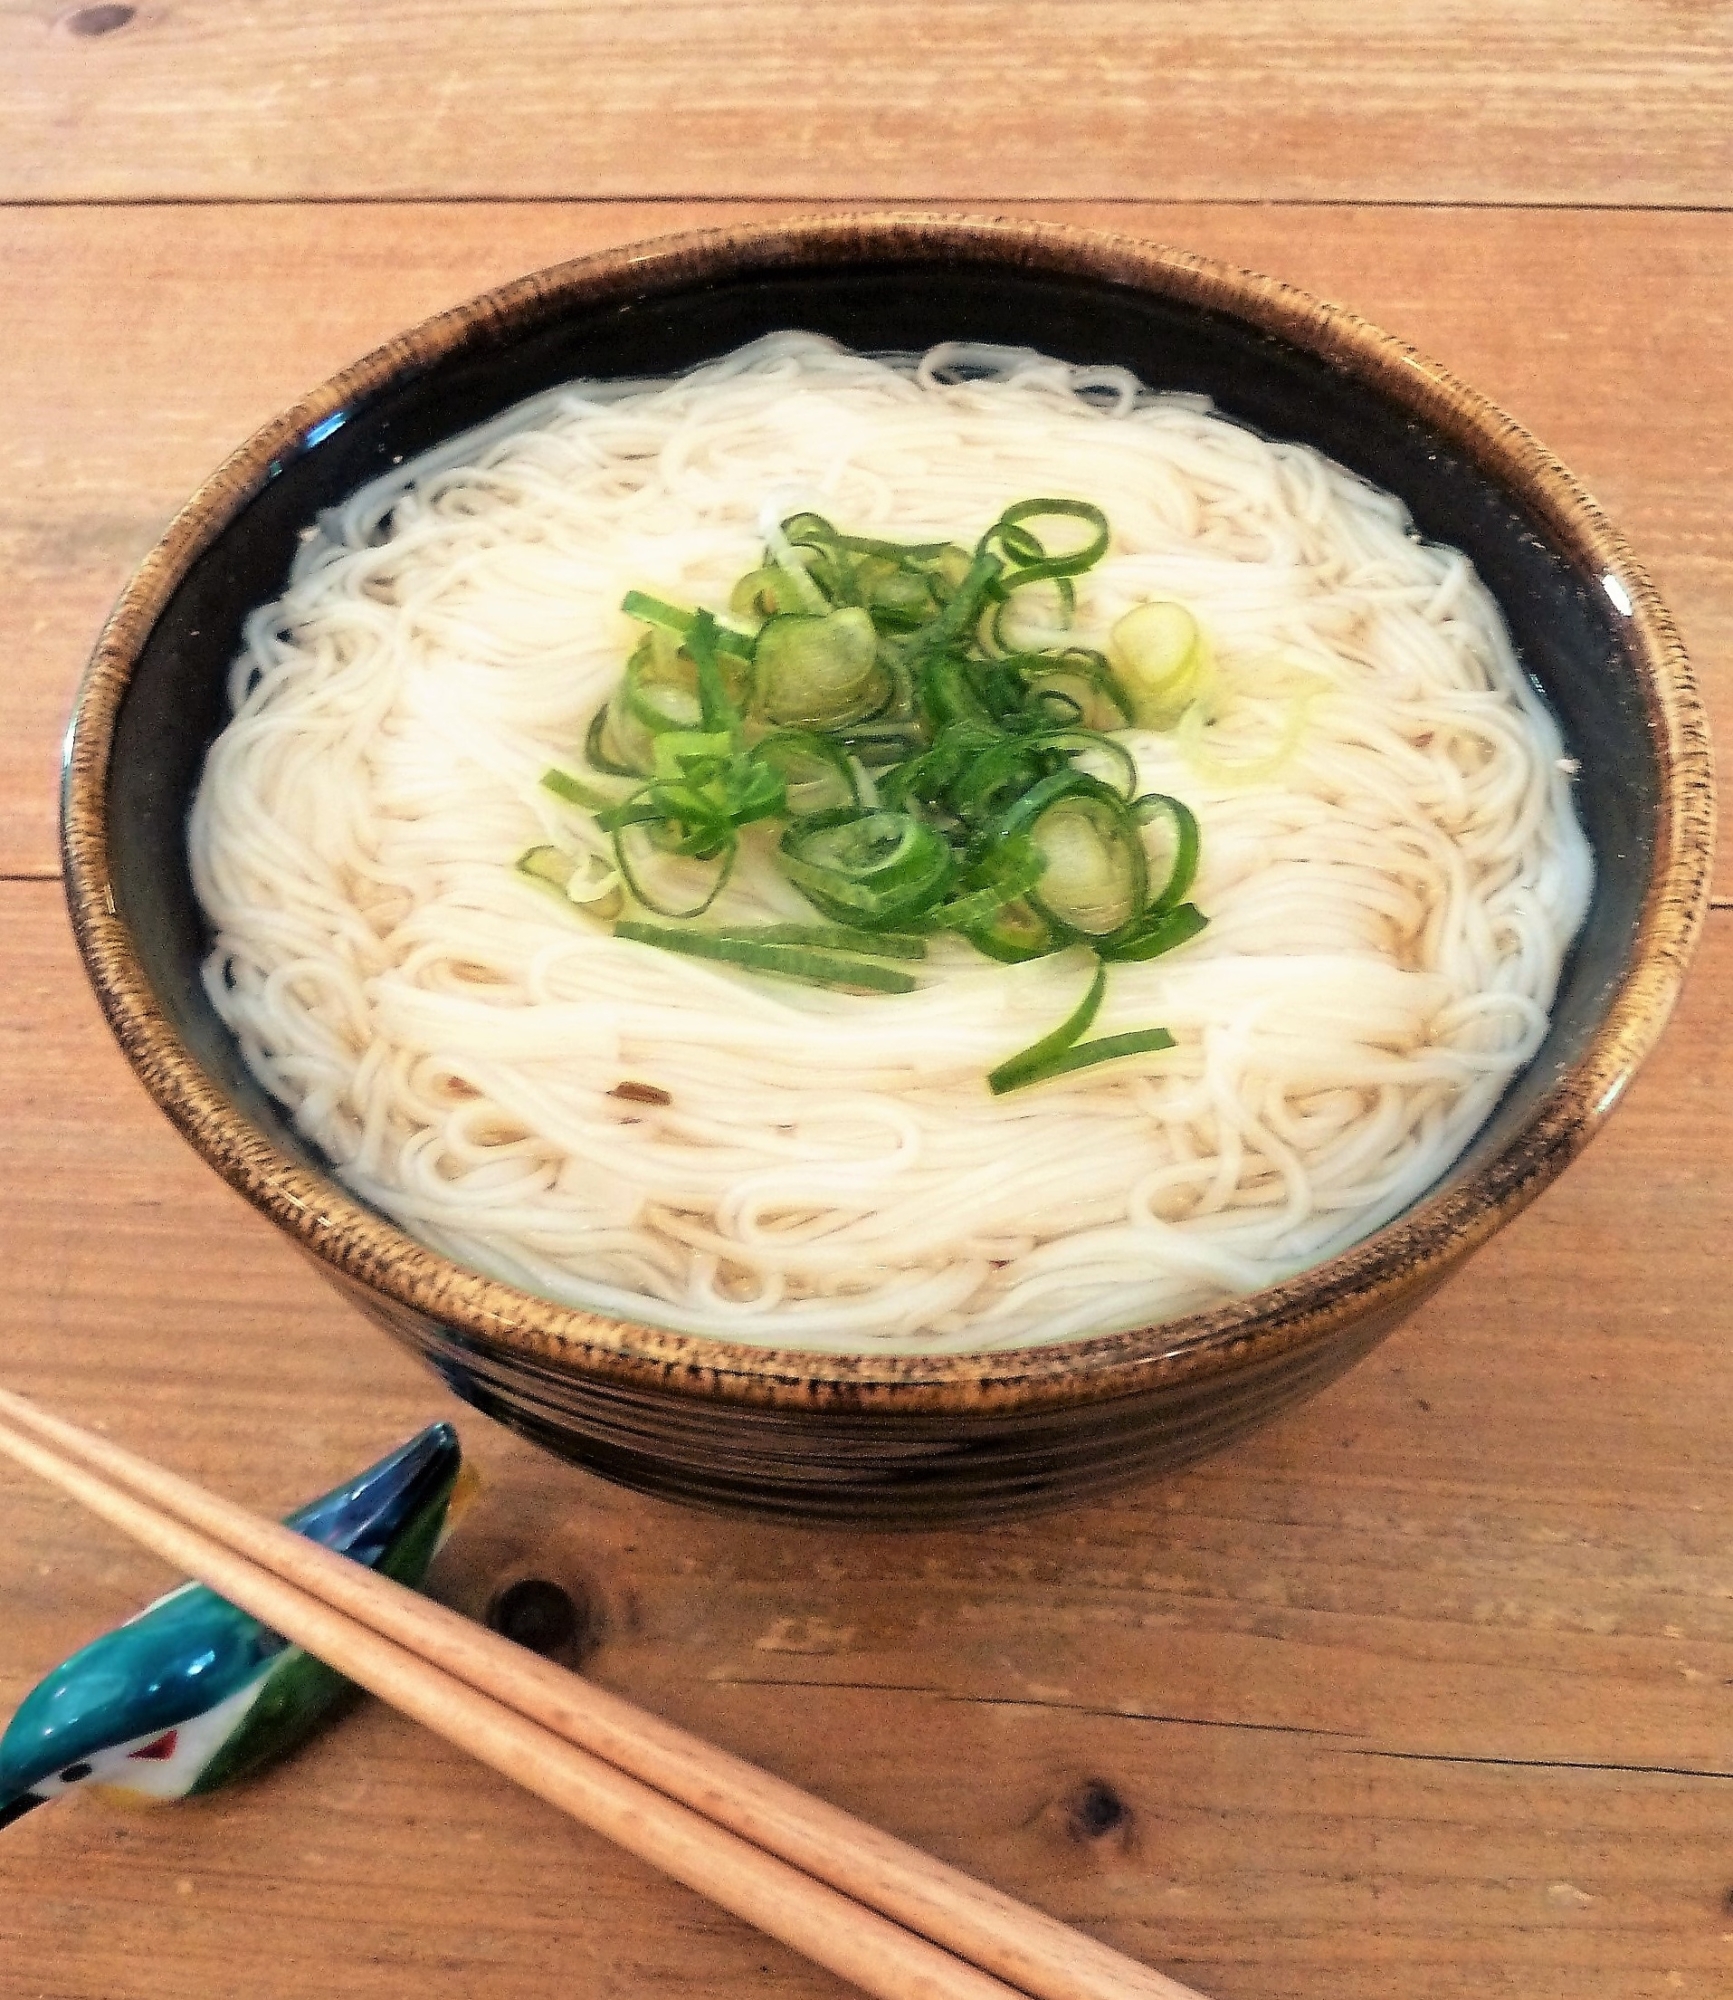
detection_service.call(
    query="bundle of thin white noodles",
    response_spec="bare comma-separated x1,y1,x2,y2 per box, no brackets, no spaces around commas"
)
189,334,1593,1353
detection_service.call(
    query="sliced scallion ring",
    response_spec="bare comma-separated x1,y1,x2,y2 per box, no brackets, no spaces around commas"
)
1030,728,1138,800
749,729,864,817
1014,647,1132,731
980,499,1109,595
612,817,736,920
1099,901,1209,963
760,518,833,614
1109,601,1210,729
1026,789,1146,938
1176,666,1329,786
857,560,940,631
963,896,1058,963
515,844,623,917
779,807,956,926
973,770,1146,941
945,738,1049,827
1131,792,1202,911
730,566,806,620
585,702,649,778
594,633,708,778
516,844,577,892
754,607,886,730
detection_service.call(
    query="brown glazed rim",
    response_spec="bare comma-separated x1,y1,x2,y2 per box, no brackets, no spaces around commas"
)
62,213,1714,1415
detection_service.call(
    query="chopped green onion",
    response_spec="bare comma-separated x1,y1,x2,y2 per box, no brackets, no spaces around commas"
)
780,808,956,926
987,959,1179,1094
919,839,1048,933
591,633,711,775
754,608,886,730
750,730,863,816
830,717,926,769
611,819,735,920
517,844,577,891
987,960,1106,1093
535,499,1209,1088
859,561,941,631
1176,666,1329,786
964,897,1058,964
1099,901,1208,963
684,609,740,733
1015,647,1132,731
542,765,628,811
593,792,665,834
916,654,998,735
993,1027,1176,1094
827,523,955,563
716,924,928,959
980,499,1109,595
615,921,918,994
1131,792,1201,911
515,844,623,917
761,520,833,614
584,703,647,778
648,727,736,783
1027,794,1144,936
621,588,754,658
622,678,703,737
979,773,1146,941
1110,601,1209,729
730,566,805,620
907,548,1003,660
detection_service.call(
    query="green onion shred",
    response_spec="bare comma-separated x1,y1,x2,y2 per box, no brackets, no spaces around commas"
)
525,498,1214,1090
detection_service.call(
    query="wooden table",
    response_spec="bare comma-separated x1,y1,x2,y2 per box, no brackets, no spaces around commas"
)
3,9,1730,1996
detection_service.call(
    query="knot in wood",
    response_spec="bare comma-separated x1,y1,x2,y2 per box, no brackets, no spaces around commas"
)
62,4,136,35
1066,1778,1129,1844
487,1576,583,1658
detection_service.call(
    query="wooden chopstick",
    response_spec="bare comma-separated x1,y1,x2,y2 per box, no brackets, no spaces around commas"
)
0,1402,1022,2000
0,1391,1207,2000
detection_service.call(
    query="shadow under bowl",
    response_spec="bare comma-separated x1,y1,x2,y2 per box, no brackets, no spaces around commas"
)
61,215,1714,1525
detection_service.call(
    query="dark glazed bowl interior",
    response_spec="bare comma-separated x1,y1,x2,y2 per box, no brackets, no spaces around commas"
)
64,216,1713,1524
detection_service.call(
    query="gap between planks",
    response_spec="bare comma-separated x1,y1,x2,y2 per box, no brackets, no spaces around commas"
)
3,195,1733,216
714,1678,1733,1783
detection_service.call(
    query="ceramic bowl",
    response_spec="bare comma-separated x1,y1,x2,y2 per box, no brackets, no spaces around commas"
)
61,215,1713,1525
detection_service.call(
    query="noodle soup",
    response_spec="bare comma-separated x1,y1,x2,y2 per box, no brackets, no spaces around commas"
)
189,334,1593,1354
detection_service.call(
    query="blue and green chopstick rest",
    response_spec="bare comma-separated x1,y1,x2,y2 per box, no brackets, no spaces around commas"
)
0,1422,467,1828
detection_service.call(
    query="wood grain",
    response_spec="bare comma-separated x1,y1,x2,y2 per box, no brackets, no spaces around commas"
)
5,27,1731,1976
4,200,1729,884
2,872,1731,1997
3,2,1732,206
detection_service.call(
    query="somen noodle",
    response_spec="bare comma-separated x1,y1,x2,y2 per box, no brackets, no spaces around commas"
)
189,334,1593,1353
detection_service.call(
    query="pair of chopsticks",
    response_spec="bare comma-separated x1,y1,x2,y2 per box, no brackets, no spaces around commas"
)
0,1388,1207,2000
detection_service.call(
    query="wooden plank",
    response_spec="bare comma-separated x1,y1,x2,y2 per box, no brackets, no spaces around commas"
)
3,200,1727,883
3,2,1732,206
2,871,1731,1997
